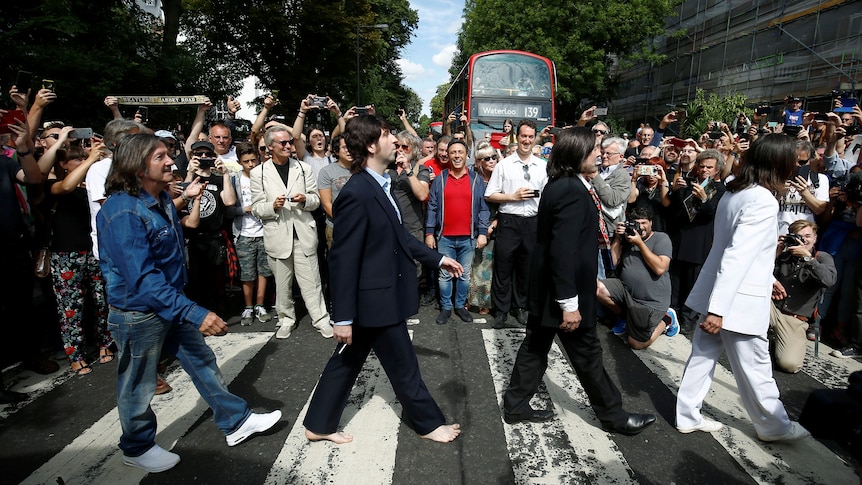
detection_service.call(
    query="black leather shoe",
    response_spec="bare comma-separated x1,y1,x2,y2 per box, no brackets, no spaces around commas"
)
436,309,451,325
492,313,507,329
0,389,27,404
604,413,656,436
454,308,473,323
420,292,437,307
504,406,555,424
511,308,528,326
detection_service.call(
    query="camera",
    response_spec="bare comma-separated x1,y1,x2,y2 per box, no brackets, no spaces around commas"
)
783,125,803,137
845,172,862,202
311,96,328,108
199,157,216,169
355,107,369,116
532,189,541,198
624,220,642,237
783,233,805,250
396,108,405,117
594,107,608,116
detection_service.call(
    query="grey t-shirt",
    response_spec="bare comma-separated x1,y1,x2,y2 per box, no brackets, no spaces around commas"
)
619,231,672,311
304,154,332,179
317,162,352,227
387,164,431,235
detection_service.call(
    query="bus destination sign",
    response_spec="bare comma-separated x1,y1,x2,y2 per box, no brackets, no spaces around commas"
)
475,101,550,121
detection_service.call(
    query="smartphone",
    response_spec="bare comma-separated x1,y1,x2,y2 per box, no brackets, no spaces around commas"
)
199,157,216,169
270,89,279,100
41,79,55,92
532,190,541,198
594,107,608,116
738,132,749,141
755,106,773,115
0,110,26,134
634,157,649,165
15,70,32,93
136,106,149,122
548,127,562,136
396,108,405,117
71,127,93,140
814,113,830,122
540,146,552,156
669,137,687,149
636,165,659,176
707,131,723,140
355,107,369,116
311,96,328,108
783,125,802,137
767,121,778,128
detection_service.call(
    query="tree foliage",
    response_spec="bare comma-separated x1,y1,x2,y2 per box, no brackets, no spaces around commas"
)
454,0,682,123
682,89,750,138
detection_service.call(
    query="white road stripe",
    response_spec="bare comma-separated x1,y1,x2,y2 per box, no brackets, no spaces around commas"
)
636,334,857,484
801,341,862,390
21,332,272,485
264,332,413,485
482,328,636,484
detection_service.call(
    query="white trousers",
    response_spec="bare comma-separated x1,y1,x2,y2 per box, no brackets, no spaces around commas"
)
268,251,329,328
676,326,792,436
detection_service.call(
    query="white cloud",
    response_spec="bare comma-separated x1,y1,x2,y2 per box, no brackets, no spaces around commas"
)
432,44,458,68
446,18,463,35
396,58,429,81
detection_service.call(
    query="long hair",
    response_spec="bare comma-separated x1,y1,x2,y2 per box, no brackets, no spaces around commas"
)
396,131,422,163
105,134,162,197
345,114,390,174
546,127,596,180
726,134,795,195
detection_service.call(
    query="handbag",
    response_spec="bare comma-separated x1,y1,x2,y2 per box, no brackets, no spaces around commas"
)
34,202,58,278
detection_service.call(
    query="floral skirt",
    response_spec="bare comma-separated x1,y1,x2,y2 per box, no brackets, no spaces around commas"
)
468,240,494,309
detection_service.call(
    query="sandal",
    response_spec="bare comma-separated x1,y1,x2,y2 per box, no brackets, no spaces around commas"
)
71,361,92,376
99,349,115,364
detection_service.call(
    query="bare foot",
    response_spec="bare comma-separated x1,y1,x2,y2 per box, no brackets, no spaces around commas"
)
420,423,461,443
305,429,354,444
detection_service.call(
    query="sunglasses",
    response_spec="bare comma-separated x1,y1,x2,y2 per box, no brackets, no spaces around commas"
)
592,129,608,135
276,139,294,147
41,133,61,140
480,155,498,162
194,151,216,158
397,144,411,150
522,164,531,181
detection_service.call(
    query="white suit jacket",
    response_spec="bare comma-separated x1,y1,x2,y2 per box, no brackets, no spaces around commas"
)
250,158,320,260
685,185,778,336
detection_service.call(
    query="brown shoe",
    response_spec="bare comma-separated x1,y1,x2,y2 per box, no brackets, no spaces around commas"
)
155,374,172,395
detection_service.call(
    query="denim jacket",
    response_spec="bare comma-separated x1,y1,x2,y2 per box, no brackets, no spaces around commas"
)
425,168,490,239
96,190,209,325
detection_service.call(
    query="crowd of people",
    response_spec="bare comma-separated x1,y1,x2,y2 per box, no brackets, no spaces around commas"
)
1,83,861,469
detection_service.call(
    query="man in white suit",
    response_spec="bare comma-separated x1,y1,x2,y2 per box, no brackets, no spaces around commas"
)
675,135,810,442
251,126,333,339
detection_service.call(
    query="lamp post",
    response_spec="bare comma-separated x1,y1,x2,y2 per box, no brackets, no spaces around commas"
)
356,23,389,107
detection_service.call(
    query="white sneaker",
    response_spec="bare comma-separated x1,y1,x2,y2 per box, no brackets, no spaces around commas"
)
677,417,723,434
240,308,254,326
314,320,334,339
406,318,421,326
275,321,294,339
255,305,272,323
226,410,282,446
757,421,811,442
122,444,181,473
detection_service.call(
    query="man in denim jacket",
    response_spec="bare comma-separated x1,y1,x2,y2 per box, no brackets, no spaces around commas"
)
97,134,280,473
425,140,490,324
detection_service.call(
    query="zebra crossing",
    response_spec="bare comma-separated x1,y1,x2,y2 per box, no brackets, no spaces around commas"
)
1,313,859,484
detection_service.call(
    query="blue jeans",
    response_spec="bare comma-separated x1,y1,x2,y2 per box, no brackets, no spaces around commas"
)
108,309,250,457
437,236,474,311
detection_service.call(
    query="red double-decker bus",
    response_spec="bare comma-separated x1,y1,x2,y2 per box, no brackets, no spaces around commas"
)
443,51,556,147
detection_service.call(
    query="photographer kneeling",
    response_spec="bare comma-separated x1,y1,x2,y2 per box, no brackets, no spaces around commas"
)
597,208,678,349
771,220,836,373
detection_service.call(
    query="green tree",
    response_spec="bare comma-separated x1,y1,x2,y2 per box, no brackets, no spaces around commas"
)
429,83,449,121
682,89,751,138
454,0,682,123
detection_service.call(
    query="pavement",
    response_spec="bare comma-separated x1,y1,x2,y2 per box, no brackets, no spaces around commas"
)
1,301,859,484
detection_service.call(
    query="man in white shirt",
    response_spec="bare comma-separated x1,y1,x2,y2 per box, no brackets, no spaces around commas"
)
484,120,549,328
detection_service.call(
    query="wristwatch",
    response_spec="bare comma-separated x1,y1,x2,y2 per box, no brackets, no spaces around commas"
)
405,170,414,177
803,256,813,262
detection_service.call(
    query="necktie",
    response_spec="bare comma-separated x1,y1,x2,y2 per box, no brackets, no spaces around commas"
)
589,187,610,249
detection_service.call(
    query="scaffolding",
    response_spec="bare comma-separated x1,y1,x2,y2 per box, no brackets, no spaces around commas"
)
612,0,862,126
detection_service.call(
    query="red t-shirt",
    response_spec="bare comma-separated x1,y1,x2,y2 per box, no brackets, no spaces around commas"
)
424,158,447,176
441,173,472,237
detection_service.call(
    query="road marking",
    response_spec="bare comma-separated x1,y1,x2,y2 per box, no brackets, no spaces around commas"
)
21,332,272,485
264,332,413,484
482,328,636,484
801,341,862,390
637,334,857,484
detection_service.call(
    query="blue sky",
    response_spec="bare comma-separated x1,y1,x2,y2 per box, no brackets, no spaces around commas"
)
396,0,464,116
237,1,463,120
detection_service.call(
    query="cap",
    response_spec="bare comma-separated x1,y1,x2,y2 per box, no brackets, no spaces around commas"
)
190,141,215,152
154,130,176,140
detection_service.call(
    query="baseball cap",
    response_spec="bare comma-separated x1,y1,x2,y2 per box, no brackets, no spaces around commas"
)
190,141,215,152
154,130,176,140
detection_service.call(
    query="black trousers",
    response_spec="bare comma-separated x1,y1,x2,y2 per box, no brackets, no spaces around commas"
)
492,213,537,314
503,323,628,429
303,322,446,435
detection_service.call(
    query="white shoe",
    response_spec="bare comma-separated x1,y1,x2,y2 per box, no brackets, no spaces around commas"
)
226,410,282,446
314,320,334,339
677,418,723,434
122,444,180,473
406,318,421,326
757,421,811,442
255,305,272,323
275,321,294,339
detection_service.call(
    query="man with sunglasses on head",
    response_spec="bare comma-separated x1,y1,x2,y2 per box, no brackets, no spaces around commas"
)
484,120,549,329
251,126,332,340
387,132,432,278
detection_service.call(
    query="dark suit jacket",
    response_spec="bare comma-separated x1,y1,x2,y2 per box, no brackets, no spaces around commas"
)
329,169,441,327
528,176,599,329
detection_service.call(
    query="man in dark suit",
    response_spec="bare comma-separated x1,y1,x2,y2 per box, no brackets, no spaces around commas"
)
502,127,656,436
303,114,464,444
